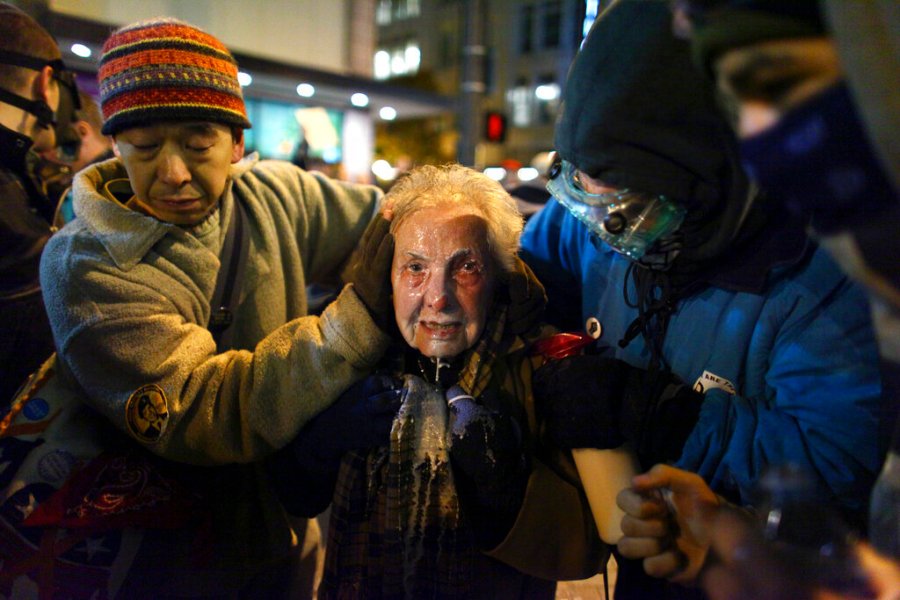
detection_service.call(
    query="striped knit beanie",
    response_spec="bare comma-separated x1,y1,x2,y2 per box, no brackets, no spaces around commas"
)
98,17,251,135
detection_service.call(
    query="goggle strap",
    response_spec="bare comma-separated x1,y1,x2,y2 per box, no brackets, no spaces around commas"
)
0,50,76,110
0,87,55,127
0,49,67,73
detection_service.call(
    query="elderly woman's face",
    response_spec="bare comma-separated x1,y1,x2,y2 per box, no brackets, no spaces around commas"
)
391,205,497,359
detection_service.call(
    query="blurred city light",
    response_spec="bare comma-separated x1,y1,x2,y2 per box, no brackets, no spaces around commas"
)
374,50,391,80
379,106,397,120
238,71,252,87
535,83,560,101
343,111,374,183
322,147,341,163
351,92,370,107
405,44,421,72
70,43,91,58
371,159,397,180
483,167,507,181
517,167,539,181
296,83,315,98
583,0,601,41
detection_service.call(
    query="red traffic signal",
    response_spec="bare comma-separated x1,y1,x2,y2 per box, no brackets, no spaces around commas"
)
485,111,507,143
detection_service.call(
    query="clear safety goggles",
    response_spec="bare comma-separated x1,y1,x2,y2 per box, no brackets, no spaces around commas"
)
545,154,686,260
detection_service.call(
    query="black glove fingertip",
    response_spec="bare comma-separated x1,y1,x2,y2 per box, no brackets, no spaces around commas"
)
368,388,403,414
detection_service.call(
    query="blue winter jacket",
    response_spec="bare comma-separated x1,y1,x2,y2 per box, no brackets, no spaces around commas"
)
522,199,882,515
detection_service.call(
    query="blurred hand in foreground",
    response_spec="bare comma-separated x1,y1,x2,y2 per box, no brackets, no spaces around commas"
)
616,464,721,584
702,506,900,600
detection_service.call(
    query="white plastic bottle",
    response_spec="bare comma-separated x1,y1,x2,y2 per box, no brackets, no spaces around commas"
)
572,444,640,544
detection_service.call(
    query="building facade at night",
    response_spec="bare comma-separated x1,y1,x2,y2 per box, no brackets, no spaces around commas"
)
25,0,452,183
374,0,612,171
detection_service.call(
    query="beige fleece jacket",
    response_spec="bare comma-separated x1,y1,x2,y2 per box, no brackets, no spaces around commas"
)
40,155,391,464
33,155,392,595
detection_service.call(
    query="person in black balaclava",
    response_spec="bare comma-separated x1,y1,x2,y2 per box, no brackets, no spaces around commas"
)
680,3,899,454
0,2,80,402
609,3,900,599
520,1,883,598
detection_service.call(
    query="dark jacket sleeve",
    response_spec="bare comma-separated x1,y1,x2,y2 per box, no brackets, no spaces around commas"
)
265,444,337,518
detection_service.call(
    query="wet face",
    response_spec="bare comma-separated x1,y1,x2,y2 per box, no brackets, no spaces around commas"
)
113,122,244,225
713,37,842,138
391,206,497,359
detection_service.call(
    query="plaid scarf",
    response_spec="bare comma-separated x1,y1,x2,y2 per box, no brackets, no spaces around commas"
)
320,305,513,599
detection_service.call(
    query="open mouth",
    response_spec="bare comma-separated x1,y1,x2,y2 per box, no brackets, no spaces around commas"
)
420,321,461,337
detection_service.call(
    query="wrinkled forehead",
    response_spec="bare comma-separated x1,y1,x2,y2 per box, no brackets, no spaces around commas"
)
392,207,491,260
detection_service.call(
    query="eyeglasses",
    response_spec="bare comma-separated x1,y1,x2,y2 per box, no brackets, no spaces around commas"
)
545,153,686,259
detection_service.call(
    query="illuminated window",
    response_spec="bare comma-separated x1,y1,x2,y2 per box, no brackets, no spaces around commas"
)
395,0,407,19
583,0,600,39
377,0,392,25
242,98,343,164
535,75,560,124
405,43,421,72
507,82,532,127
393,0,420,20
374,49,391,80
374,40,421,79
391,48,408,75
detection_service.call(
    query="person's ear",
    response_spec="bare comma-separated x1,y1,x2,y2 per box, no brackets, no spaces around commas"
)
112,139,122,158
231,129,245,163
33,65,56,105
75,121,90,139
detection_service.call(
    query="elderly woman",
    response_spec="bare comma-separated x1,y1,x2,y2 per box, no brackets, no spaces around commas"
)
272,164,605,598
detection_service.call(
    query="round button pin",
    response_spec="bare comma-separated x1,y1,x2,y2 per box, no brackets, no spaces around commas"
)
585,317,602,339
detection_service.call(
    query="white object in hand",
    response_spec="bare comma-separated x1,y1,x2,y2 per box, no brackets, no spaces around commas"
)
572,444,640,544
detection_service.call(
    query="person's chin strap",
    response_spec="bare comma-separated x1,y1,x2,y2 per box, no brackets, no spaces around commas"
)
0,49,79,129
0,86,55,127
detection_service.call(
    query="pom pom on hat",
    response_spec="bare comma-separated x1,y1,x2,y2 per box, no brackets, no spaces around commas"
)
98,17,251,136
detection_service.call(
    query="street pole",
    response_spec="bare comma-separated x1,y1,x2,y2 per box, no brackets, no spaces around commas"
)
457,0,486,167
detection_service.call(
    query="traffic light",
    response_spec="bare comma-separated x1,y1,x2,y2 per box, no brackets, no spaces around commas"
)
485,111,507,143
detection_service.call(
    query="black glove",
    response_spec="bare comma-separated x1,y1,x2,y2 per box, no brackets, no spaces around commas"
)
346,215,395,332
300,373,403,461
446,386,528,548
503,256,547,336
268,374,403,516
532,354,633,450
620,370,704,468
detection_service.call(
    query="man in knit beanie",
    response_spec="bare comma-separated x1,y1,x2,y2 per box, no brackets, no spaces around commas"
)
519,1,881,598
1,16,405,598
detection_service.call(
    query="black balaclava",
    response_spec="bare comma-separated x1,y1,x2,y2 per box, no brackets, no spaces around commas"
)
554,0,774,361
555,0,756,270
